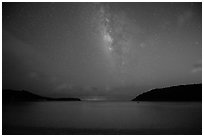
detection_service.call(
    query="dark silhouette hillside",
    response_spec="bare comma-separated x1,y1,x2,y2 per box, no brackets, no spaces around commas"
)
132,84,202,101
2,89,81,103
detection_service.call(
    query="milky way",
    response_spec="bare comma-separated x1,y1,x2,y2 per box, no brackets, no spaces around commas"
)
96,4,136,79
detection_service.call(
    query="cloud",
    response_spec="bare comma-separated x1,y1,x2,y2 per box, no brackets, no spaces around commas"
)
139,42,146,48
29,72,38,79
56,84,67,90
192,61,202,73
56,83,73,91
177,10,193,27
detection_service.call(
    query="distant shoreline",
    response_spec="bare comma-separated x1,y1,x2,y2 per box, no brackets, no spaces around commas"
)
132,84,202,102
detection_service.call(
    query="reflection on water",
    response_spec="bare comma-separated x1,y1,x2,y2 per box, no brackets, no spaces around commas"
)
3,102,201,134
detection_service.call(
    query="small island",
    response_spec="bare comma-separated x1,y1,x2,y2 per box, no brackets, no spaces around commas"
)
132,84,202,102
2,89,81,103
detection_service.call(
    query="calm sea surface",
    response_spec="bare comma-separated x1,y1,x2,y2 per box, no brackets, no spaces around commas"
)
3,101,202,134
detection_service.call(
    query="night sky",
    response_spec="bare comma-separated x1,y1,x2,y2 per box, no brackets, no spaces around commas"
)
3,2,202,100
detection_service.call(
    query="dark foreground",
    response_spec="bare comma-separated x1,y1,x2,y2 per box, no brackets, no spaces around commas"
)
3,101,202,135
3,127,201,135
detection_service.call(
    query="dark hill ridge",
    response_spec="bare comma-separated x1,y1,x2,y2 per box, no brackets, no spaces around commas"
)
2,89,81,103
132,84,202,102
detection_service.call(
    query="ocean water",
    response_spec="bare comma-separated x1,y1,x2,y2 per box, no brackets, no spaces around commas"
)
2,101,202,135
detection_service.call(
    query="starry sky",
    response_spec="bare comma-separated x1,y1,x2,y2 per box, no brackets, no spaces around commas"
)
2,2,202,100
